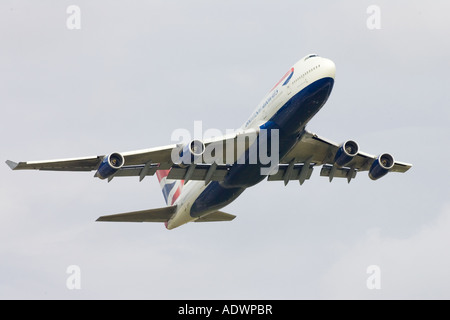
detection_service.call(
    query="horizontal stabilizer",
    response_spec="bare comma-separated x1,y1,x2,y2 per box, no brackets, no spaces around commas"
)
96,205,177,223
195,211,236,222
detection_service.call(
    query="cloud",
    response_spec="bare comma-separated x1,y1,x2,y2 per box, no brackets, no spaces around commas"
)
319,202,450,299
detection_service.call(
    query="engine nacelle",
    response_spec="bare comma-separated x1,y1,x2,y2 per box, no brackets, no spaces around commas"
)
334,140,359,167
177,139,205,166
95,152,125,180
369,153,395,180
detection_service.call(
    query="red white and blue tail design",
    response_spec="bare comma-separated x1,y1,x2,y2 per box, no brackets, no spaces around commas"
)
270,67,294,92
156,170,184,206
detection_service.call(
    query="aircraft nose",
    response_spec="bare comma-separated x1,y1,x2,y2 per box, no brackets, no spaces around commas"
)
322,58,336,79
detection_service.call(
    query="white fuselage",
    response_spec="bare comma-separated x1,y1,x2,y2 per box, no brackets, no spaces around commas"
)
166,54,336,230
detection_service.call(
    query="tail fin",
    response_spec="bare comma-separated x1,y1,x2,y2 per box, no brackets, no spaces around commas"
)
156,169,184,206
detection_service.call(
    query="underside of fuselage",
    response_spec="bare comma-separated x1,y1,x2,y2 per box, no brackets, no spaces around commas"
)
189,77,335,219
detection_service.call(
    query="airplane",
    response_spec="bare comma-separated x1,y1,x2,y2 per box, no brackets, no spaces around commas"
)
6,54,412,230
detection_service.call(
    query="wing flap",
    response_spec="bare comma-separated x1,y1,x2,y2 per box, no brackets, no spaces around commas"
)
320,164,357,181
267,163,314,182
167,164,229,181
112,165,159,178
96,205,177,223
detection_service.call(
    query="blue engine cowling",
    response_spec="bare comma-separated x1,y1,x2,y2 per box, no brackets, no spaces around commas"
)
95,153,125,180
369,153,395,180
177,140,205,166
334,140,359,167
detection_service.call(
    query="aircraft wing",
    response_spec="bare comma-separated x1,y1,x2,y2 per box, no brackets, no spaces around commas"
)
6,157,104,172
6,143,177,172
5,128,258,181
272,130,412,184
6,128,411,183
97,205,177,222
96,206,235,223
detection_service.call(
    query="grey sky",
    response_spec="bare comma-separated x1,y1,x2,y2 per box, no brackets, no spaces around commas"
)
1,0,450,299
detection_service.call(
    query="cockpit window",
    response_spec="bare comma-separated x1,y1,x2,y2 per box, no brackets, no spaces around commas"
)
305,54,319,61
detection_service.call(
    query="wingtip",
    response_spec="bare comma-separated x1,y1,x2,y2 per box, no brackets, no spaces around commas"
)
5,160,18,170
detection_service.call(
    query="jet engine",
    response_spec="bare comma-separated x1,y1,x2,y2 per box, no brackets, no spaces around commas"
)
334,140,359,167
95,153,125,180
178,139,205,166
369,153,395,180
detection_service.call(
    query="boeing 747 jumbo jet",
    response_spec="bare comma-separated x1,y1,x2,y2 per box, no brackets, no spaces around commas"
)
6,54,412,229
